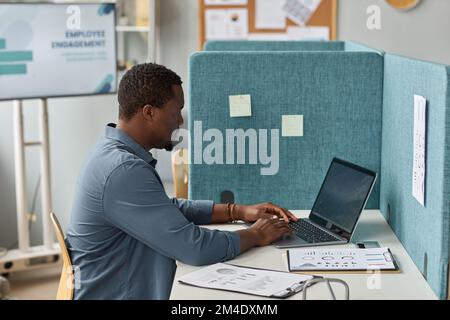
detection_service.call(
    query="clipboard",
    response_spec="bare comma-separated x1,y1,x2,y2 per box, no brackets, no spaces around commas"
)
287,248,401,275
178,263,323,299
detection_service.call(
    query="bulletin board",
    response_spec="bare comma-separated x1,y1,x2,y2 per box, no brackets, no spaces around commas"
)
198,0,337,50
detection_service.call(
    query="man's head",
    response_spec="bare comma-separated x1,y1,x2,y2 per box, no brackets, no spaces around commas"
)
118,63,184,151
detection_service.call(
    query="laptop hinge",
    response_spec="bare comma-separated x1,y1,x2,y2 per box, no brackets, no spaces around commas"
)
307,219,347,242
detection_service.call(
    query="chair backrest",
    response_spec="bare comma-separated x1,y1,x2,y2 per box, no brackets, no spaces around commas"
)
171,148,189,198
50,212,74,300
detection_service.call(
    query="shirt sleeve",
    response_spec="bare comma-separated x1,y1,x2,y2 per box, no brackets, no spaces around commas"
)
170,198,214,225
102,160,240,266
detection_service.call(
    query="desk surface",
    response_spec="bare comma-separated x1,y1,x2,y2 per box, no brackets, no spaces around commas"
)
170,210,437,300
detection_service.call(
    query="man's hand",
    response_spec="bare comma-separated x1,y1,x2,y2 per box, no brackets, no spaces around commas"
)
248,217,293,246
237,217,293,251
235,202,298,224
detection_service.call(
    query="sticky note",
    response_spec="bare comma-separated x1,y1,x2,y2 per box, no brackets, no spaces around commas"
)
282,115,303,137
229,94,252,117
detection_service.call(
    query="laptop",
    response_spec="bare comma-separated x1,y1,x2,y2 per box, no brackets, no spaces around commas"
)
274,158,377,248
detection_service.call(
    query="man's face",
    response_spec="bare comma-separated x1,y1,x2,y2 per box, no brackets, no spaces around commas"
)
150,85,184,151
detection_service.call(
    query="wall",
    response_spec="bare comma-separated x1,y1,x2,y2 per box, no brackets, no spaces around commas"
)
338,0,450,65
0,96,117,248
154,0,199,179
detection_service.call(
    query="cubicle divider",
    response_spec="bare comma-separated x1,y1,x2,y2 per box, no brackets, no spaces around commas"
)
204,40,382,54
189,51,383,210
188,41,449,299
379,54,450,300
344,41,384,54
204,40,345,52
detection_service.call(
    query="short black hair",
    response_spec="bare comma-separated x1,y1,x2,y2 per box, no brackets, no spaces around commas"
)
118,63,182,120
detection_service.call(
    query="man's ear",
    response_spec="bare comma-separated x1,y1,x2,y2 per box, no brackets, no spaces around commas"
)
142,105,157,121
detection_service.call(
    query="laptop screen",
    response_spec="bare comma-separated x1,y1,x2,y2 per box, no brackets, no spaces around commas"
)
309,159,377,235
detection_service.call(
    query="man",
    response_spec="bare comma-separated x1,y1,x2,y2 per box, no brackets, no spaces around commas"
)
67,63,297,300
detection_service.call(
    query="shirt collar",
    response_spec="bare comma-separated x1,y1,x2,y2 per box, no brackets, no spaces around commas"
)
105,123,158,168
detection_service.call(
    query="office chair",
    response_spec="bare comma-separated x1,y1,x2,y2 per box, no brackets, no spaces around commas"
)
50,212,74,300
171,148,189,198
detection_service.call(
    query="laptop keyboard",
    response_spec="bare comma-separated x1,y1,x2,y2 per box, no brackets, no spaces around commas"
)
289,219,341,243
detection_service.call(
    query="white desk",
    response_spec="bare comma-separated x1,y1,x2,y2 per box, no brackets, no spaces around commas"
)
170,210,437,300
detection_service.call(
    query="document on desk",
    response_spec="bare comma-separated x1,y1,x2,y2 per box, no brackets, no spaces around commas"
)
178,263,314,298
287,247,399,272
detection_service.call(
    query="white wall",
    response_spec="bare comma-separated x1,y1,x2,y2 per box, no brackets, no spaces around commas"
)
154,0,199,179
338,0,450,65
0,95,117,248
1,0,449,249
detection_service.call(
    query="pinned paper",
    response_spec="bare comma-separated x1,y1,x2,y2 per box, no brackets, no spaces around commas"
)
205,9,248,40
248,33,289,40
282,115,303,137
255,0,286,30
413,95,426,206
283,0,322,26
287,26,329,41
205,0,248,5
229,94,252,117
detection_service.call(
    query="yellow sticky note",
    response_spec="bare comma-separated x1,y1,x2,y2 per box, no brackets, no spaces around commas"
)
282,115,304,137
229,94,252,117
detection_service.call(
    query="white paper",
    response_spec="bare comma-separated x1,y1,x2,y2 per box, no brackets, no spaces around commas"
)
282,115,304,137
255,0,286,29
283,0,322,26
248,33,290,40
205,0,248,5
205,9,248,40
178,263,313,297
413,95,427,206
288,247,397,271
287,26,329,40
229,94,252,117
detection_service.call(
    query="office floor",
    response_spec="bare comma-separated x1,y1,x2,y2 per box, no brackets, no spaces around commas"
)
7,266,60,300
5,182,174,300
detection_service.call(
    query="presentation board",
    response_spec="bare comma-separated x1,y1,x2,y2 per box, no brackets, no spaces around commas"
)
0,3,117,101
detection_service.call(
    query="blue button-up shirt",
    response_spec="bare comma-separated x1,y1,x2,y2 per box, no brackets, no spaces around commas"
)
66,124,240,300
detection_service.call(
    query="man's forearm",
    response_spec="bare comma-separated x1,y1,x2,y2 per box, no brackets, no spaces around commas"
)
211,204,259,253
211,204,244,223
211,204,228,223
236,229,260,253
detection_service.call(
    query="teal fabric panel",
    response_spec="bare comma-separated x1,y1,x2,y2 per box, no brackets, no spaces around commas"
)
204,40,345,51
380,54,450,299
345,41,385,55
189,52,383,210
